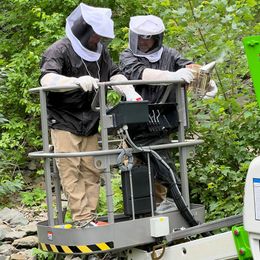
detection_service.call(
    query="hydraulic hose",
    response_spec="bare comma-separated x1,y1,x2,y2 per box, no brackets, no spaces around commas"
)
150,150,198,227
123,126,212,237
122,126,199,227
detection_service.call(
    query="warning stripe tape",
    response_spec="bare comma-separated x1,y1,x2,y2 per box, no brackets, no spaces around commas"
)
39,242,114,254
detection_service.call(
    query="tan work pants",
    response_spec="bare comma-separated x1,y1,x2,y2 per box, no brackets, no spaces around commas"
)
51,129,100,221
155,181,168,204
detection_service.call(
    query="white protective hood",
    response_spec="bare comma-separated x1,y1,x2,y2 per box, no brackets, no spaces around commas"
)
130,15,165,36
129,15,165,63
66,3,115,61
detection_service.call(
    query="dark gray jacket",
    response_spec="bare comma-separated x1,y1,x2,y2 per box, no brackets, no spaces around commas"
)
119,46,192,103
40,37,119,136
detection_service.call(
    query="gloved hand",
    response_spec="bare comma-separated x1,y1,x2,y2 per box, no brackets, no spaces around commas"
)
122,88,143,101
169,68,194,83
204,80,218,99
40,73,99,92
40,73,78,92
142,68,194,84
75,75,99,92
110,74,143,101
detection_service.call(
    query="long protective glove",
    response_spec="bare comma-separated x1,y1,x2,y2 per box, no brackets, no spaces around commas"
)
40,73,99,92
204,80,218,99
110,74,143,101
142,68,194,84
75,75,99,92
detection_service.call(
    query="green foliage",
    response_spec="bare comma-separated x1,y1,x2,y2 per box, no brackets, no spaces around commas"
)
0,178,23,197
21,187,46,207
188,94,260,220
64,209,73,223
107,90,121,106
140,0,259,220
97,173,124,216
0,0,76,190
0,113,8,124
109,0,147,60
32,248,54,260
0,173,24,207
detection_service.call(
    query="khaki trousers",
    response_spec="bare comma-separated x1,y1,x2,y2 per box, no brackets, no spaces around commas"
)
51,129,100,221
155,181,168,204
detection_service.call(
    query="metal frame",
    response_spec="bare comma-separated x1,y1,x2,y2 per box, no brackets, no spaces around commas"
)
29,79,206,255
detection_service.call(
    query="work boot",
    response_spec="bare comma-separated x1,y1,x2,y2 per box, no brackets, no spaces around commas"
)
155,198,177,214
73,213,98,228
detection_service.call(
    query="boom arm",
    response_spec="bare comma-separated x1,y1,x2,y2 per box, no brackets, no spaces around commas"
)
243,35,260,259
242,35,260,107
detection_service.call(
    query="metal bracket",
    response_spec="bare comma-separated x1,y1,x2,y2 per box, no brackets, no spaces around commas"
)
94,154,118,170
103,115,114,129
151,243,166,260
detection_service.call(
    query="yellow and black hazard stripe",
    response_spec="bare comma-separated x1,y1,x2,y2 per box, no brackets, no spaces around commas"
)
39,242,114,254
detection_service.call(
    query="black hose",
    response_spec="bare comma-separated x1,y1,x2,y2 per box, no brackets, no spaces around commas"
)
150,151,212,237
123,126,211,236
149,151,198,227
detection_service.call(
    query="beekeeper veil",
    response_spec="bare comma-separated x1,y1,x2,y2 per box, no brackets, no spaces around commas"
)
66,3,115,61
129,15,165,62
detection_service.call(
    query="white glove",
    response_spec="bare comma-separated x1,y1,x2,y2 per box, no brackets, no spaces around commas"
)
40,73,99,92
122,88,143,101
204,80,218,99
110,74,143,101
142,68,194,84
40,73,77,92
75,75,99,92
169,68,194,83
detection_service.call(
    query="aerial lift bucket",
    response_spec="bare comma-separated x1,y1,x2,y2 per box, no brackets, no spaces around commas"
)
29,80,206,258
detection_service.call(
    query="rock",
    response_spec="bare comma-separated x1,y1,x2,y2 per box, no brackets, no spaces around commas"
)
0,225,12,241
64,257,82,260
0,208,28,226
0,207,46,257
10,252,27,260
0,256,11,260
0,244,17,256
35,181,46,190
15,222,37,236
9,215,28,227
12,236,38,249
4,232,27,242
0,208,13,222
17,249,36,260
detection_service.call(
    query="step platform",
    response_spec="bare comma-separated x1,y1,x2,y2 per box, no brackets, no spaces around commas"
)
37,204,204,255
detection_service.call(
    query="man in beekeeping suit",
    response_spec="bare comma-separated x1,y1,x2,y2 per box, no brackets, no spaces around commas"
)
39,3,142,228
119,15,217,209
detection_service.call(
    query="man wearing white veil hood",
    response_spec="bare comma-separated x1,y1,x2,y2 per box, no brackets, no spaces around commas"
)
39,3,142,227
119,15,217,209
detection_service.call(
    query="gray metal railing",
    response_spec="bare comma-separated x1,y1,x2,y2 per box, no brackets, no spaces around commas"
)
29,79,202,225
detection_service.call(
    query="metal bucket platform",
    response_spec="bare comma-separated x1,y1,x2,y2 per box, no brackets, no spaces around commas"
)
30,80,205,257
37,204,205,255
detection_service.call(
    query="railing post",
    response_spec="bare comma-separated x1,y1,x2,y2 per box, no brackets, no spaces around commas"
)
99,86,114,223
39,89,55,226
176,84,190,208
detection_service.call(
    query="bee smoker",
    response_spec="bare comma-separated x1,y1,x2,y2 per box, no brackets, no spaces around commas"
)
189,61,216,98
